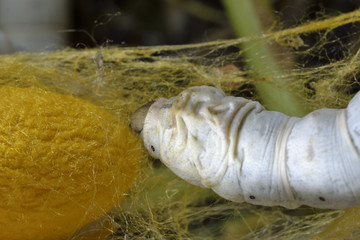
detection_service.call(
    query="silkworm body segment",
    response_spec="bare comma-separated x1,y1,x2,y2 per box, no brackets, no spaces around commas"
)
138,86,360,209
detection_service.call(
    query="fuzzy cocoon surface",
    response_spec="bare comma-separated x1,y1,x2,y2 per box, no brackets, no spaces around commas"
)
0,86,141,240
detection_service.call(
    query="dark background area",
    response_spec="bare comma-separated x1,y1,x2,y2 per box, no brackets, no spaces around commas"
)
69,0,360,47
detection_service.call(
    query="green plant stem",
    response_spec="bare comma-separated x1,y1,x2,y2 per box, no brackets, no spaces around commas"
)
222,0,308,116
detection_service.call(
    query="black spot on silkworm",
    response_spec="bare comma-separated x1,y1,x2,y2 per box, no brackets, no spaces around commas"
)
319,196,326,201
151,145,155,152
249,195,255,200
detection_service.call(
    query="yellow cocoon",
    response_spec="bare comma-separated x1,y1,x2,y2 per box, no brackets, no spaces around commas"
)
0,87,141,240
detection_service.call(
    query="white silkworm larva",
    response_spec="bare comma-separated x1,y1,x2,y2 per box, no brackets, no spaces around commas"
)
130,86,360,209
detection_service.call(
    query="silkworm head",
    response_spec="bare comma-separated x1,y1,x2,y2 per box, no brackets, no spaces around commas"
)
134,98,168,159
130,102,154,133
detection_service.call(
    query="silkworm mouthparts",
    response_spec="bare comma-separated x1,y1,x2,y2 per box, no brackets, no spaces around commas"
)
130,101,154,133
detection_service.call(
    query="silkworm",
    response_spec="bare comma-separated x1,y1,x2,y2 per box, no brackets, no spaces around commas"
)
130,86,360,209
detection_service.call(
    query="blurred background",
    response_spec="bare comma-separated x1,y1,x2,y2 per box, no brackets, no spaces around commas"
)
0,0,359,53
